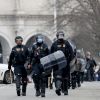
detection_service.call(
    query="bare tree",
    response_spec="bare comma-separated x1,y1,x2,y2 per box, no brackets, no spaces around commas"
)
42,0,100,58
68,0,100,58
71,0,100,38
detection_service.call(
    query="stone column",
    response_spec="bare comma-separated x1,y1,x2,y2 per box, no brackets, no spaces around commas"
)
14,0,25,36
15,0,21,10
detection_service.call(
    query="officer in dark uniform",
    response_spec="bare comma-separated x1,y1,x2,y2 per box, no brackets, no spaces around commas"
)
73,58,82,89
51,31,74,96
8,36,29,96
68,39,77,89
29,35,49,97
70,51,77,89
85,51,97,81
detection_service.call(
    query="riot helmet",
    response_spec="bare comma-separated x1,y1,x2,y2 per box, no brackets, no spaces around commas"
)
36,35,43,44
56,31,64,40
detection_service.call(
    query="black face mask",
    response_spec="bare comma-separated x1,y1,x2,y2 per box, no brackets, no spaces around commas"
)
37,42,43,46
58,39,64,43
17,45,22,48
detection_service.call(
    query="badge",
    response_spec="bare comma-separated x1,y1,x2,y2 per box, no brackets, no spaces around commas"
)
57,45,62,47
63,44,65,47
21,48,24,51
16,48,21,52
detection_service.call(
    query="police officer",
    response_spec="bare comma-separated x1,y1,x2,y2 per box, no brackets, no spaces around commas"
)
29,35,49,97
70,55,77,89
51,31,74,96
8,36,29,96
85,51,97,81
74,58,82,88
68,39,77,89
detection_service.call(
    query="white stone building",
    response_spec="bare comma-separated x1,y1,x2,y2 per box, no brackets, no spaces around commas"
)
0,0,55,63
0,0,75,63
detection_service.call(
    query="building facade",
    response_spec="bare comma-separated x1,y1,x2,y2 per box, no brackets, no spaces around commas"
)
0,0,54,63
0,0,74,63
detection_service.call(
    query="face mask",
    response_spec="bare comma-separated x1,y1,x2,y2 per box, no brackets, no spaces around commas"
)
37,38,43,43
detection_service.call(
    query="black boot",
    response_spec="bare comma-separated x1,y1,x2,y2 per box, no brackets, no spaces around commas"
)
64,90,68,95
36,90,41,97
17,90,20,96
78,83,81,87
56,89,61,96
41,88,45,97
22,84,27,96
41,92,45,97
22,92,26,96
72,86,76,89
72,83,76,89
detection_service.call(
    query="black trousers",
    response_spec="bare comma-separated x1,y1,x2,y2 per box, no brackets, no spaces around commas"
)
54,69,68,93
86,69,95,81
14,65,27,93
71,71,76,88
76,71,81,86
71,71,81,88
80,72,84,83
32,74,46,94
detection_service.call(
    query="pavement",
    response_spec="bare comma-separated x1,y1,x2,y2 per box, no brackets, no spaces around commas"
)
0,81,100,100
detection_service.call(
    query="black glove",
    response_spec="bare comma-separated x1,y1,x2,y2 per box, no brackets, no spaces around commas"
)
42,71,46,77
8,65,11,70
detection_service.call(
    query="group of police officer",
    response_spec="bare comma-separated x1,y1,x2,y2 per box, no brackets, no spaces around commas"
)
8,31,84,97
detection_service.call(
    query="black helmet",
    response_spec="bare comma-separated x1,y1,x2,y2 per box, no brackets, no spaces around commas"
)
56,31,64,39
36,35,43,44
15,36,23,42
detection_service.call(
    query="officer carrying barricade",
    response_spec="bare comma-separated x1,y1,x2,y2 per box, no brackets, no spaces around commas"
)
51,31,74,96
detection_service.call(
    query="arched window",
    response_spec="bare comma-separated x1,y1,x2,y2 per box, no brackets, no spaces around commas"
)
26,34,52,50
